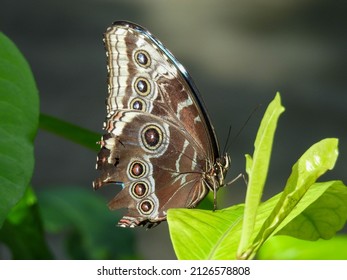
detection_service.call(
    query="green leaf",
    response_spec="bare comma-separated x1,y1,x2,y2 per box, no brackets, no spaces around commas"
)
168,181,345,260
257,235,347,260
258,181,345,238
277,181,347,240
0,187,53,259
37,186,138,259
168,205,245,260
39,113,100,151
247,139,339,257
238,92,284,256
0,33,39,227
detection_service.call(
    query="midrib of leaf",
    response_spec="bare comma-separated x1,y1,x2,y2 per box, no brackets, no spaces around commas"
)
207,214,243,259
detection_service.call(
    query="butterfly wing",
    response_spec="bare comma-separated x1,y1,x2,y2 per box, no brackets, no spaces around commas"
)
94,21,221,227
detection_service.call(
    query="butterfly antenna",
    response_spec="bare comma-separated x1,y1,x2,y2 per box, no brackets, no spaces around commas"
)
225,104,261,153
222,125,232,156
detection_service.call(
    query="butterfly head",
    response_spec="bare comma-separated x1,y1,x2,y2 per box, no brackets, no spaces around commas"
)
204,153,230,192
215,153,231,187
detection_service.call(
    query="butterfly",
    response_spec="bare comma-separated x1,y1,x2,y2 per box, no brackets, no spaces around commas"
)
93,21,230,228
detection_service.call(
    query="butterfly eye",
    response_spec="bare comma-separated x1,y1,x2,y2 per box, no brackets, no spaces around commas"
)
134,50,151,68
141,125,163,150
139,200,154,214
129,161,146,178
130,98,146,111
134,77,151,96
131,182,149,198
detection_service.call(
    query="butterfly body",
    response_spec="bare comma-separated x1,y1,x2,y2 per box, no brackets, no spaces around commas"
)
93,21,230,227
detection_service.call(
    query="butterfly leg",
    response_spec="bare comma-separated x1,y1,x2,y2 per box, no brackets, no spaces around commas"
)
212,173,246,211
213,183,218,211
225,173,247,186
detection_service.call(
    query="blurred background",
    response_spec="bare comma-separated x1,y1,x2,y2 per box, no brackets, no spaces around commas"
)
1,0,346,259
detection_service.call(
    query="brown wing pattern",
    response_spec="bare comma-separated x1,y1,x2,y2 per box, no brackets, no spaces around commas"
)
94,21,221,227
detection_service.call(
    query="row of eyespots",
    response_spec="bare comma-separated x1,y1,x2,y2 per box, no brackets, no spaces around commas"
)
127,124,164,216
132,181,154,215
130,50,152,111
128,162,154,215
129,50,159,215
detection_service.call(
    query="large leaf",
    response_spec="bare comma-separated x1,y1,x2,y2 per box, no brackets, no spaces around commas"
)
259,181,347,239
0,33,39,226
245,138,339,258
168,181,345,259
239,92,284,256
37,186,137,259
277,181,347,240
168,205,245,260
